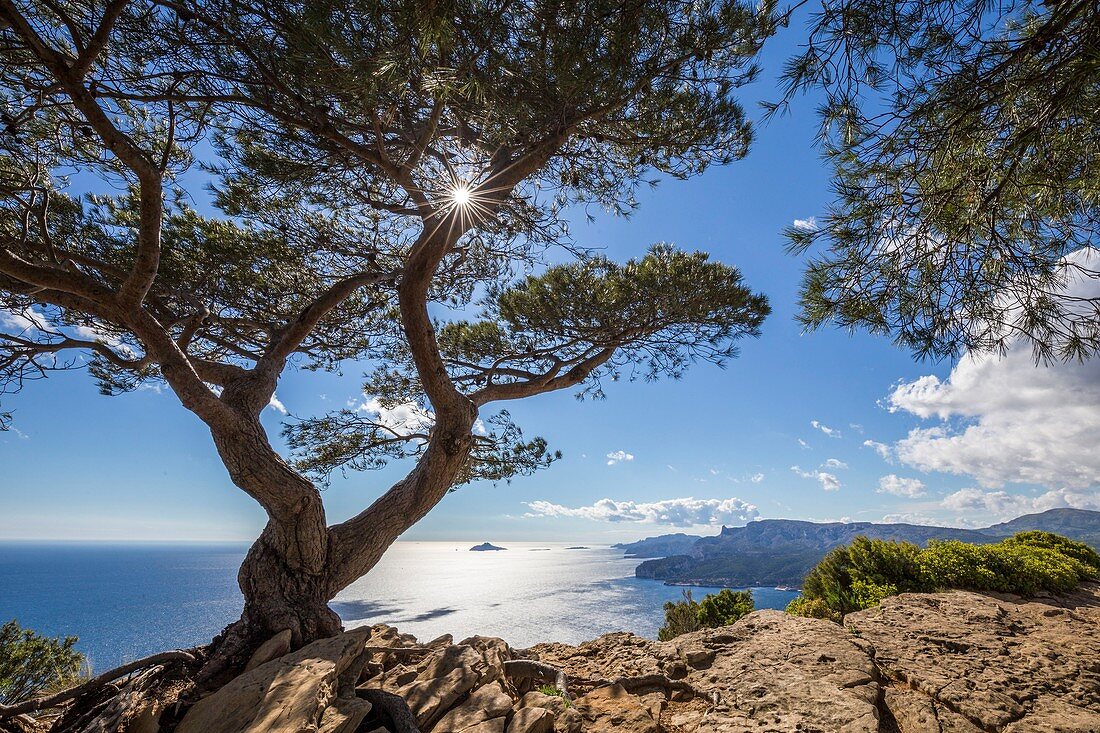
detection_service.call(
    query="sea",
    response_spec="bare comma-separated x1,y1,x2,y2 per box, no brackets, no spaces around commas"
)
0,541,799,670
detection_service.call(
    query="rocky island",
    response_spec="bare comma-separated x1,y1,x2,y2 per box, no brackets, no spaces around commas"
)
469,543,508,552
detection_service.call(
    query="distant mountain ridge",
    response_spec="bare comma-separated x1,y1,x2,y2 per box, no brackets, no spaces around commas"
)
618,508,1100,587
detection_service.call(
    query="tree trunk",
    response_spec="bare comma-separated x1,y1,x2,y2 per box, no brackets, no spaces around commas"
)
199,400,477,681
236,525,342,644
200,522,340,682
200,412,340,678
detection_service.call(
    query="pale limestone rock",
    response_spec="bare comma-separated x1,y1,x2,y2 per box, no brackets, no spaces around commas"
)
505,707,554,733
176,627,370,733
317,696,373,733
244,629,293,673
431,682,512,733
571,684,660,733
849,583,1100,733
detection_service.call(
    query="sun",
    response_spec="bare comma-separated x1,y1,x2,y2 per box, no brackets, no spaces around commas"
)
450,183,472,208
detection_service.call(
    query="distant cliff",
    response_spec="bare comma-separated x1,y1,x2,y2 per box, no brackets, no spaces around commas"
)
631,508,1100,586
612,533,700,558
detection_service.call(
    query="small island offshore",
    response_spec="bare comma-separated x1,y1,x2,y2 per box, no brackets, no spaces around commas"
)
470,543,508,552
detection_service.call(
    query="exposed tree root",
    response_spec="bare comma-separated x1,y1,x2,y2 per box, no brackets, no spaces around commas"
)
0,651,197,720
502,660,572,701
357,688,422,733
504,659,720,706
594,674,719,705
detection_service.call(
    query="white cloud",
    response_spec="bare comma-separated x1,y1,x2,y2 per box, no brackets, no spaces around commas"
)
750,473,764,483
1,307,134,357
525,496,759,527
0,308,48,333
791,466,842,491
792,217,818,232
811,420,841,438
880,511,965,526
942,487,1100,519
358,397,434,437
876,474,927,498
822,458,848,470
606,450,634,466
888,250,1100,492
942,488,1030,515
267,394,287,414
863,440,892,461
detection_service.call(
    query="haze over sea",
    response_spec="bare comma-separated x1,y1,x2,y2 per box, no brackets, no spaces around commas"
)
0,541,797,670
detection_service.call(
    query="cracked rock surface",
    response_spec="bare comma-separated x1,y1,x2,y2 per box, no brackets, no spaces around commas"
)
847,582,1100,732
168,583,1100,733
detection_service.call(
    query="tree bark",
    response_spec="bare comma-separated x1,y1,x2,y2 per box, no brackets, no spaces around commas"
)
236,523,342,643
199,402,477,677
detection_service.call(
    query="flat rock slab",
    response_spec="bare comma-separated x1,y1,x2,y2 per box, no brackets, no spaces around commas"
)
527,611,881,732
848,582,1100,733
177,627,371,733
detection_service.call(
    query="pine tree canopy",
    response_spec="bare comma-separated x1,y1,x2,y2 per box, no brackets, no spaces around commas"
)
778,0,1100,362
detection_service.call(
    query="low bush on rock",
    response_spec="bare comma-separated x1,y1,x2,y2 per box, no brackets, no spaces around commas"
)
658,588,754,640
784,596,840,622
786,531,1100,620
0,620,86,706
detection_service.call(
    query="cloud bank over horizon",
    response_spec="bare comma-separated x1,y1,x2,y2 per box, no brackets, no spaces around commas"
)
524,496,759,527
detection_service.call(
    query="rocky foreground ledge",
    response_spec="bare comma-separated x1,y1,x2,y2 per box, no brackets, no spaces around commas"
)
122,583,1100,733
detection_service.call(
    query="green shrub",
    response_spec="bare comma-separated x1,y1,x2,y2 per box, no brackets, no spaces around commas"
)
1001,531,1100,573
657,590,702,641
790,531,1099,622
696,589,754,628
802,537,926,616
658,588,755,640
785,595,840,622
0,620,86,706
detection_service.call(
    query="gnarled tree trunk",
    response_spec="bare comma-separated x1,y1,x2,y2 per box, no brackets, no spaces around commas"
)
201,399,478,678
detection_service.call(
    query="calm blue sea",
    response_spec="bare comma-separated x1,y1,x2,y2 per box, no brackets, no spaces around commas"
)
0,541,799,670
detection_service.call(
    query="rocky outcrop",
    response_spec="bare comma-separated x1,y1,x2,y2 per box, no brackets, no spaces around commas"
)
847,583,1100,732
525,612,881,732
159,583,1099,733
175,627,372,733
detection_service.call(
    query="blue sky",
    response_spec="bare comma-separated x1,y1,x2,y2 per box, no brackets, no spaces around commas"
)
2,20,1097,543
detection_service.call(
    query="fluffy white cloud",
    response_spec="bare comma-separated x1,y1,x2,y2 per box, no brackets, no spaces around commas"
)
888,252,1100,492
0,308,48,333
942,487,1100,518
876,474,927,498
863,440,892,461
750,473,765,483
525,497,759,527
606,450,634,466
822,458,848,470
798,438,810,449
267,394,288,414
792,217,818,232
882,512,934,525
358,397,434,436
1,307,134,356
791,466,842,491
811,420,841,438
